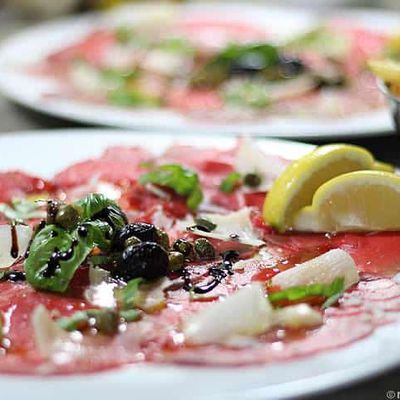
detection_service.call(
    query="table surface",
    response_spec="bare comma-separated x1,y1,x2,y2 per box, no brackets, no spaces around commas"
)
1,8,400,400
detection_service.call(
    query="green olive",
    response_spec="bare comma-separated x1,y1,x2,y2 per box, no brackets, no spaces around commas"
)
168,251,184,272
155,228,170,250
194,238,215,260
124,236,142,248
173,239,194,258
55,204,81,230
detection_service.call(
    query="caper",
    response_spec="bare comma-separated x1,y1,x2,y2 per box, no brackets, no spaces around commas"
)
86,309,119,336
168,251,184,272
243,173,262,188
55,204,81,230
46,200,61,225
124,236,142,248
155,227,170,250
194,238,215,260
173,239,194,258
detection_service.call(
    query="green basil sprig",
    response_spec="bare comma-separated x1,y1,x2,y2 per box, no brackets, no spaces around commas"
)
219,171,242,193
139,164,203,211
24,193,127,293
269,277,345,309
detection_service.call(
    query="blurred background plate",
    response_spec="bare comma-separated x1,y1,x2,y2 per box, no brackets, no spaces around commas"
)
0,2,398,138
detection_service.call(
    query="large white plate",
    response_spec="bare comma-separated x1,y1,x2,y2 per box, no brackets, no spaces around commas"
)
0,3,397,138
1,128,400,400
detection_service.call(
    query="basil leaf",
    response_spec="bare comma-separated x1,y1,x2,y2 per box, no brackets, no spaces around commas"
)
57,309,119,335
119,309,142,322
25,221,111,293
57,311,89,332
76,193,127,233
269,277,345,305
116,278,144,310
220,172,242,193
139,164,203,210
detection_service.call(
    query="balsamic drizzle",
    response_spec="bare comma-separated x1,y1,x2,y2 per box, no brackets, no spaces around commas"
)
0,270,26,282
41,239,79,278
182,250,239,294
10,224,19,259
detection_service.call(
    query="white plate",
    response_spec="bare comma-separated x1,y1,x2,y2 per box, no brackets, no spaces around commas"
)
0,3,397,138
1,128,400,400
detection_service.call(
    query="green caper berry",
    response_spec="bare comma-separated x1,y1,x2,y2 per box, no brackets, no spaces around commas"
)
55,204,81,230
168,251,184,272
173,239,194,258
124,236,142,248
155,228,170,250
243,173,262,188
86,309,119,336
194,238,215,260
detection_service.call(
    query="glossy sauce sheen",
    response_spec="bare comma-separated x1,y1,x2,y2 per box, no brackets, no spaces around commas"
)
1,144,400,375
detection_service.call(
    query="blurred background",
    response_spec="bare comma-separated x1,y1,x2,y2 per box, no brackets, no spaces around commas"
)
0,0,399,21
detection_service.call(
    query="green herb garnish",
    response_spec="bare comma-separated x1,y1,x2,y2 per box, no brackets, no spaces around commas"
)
139,164,203,210
57,309,120,335
193,217,217,232
269,277,345,307
219,171,242,193
24,193,127,293
119,309,142,322
116,277,144,310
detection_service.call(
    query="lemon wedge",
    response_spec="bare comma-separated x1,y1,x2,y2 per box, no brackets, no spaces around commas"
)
293,171,400,232
368,59,400,84
373,160,395,173
263,144,376,232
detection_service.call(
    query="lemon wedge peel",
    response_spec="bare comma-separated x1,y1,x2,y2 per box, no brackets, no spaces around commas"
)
368,58,400,84
263,144,376,232
293,170,400,232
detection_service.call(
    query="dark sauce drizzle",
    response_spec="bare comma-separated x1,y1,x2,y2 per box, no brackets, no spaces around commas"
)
1,270,26,282
41,239,79,278
10,224,19,259
182,250,239,294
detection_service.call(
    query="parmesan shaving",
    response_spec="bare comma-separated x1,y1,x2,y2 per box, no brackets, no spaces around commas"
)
188,208,264,247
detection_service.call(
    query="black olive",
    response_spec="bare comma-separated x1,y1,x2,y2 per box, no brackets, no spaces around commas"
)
113,223,157,250
114,242,168,281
